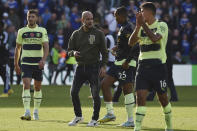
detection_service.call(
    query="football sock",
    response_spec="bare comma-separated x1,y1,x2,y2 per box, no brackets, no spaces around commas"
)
22,89,31,115
125,93,135,122
34,90,42,113
162,103,173,129
135,106,146,130
105,102,114,114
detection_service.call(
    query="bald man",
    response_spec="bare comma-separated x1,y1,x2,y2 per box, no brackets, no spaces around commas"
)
67,11,108,127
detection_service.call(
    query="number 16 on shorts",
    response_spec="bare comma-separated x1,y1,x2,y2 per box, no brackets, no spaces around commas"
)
160,80,167,91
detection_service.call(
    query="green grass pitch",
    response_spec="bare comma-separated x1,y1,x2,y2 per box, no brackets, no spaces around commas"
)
0,85,197,131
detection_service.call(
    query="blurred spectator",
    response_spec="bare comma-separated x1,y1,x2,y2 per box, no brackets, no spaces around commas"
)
41,8,51,27
63,22,74,49
21,0,30,25
56,0,66,20
53,49,67,85
127,0,138,23
8,8,20,30
171,8,180,29
38,16,44,27
182,0,193,15
46,13,57,49
57,14,69,30
38,0,49,15
160,1,168,15
104,8,117,34
180,13,189,28
173,51,185,64
155,2,162,19
2,12,12,29
70,6,81,30
7,0,18,9
54,29,64,48
181,34,190,56
188,7,197,28
183,22,194,43
7,25,21,85
48,41,61,85
171,29,182,54
190,44,197,64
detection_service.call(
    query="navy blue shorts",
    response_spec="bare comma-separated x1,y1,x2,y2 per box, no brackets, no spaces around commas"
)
107,64,135,86
21,64,43,81
135,62,168,94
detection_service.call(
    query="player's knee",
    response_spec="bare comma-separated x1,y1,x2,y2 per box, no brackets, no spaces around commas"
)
23,84,30,89
136,93,146,106
34,86,41,91
158,95,169,107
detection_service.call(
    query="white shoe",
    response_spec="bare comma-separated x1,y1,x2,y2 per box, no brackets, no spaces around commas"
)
33,112,39,120
87,120,98,127
68,117,83,126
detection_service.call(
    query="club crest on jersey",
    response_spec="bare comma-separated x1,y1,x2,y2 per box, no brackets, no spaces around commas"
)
36,32,41,37
89,35,95,44
30,32,35,37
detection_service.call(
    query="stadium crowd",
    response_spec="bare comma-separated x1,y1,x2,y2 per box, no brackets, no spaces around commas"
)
0,0,197,85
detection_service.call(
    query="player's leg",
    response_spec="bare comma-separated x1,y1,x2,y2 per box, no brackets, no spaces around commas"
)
21,77,32,120
157,92,173,131
68,66,87,126
87,66,100,126
98,74,116,123
20,65,34,120
135,89,148,131
33,80,42,120
154,64,173,131
134,66,149,131
112,84,122,102
32,65,44,120
119,82,135,127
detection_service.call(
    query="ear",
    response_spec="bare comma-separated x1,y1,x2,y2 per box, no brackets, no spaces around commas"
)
81,18,84,24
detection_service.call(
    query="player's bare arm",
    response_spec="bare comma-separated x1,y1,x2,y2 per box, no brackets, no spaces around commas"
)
14,43,22,75
39,42,49,69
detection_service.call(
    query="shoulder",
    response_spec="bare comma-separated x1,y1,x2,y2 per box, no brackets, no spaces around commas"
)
124,22,134,32
18,27,27,32
38,26,47,32
71,29,80,37
17,27,27,35
158,20,168,28
93,27,105,36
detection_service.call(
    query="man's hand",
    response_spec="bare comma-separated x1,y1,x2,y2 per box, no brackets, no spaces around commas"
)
74,51,81,58
136,11,144,26
99,66,106,78
110,46,118,56
15,64,21,75
122,61,129,70
38,59,45,69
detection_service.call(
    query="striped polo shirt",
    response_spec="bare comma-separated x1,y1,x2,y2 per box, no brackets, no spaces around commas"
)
16,25,48,65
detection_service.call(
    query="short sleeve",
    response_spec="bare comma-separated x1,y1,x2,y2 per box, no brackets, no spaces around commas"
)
156,22,168,38
42,28,49,43
16,29,22,44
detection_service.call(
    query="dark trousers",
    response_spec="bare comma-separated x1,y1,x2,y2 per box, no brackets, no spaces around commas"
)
0,64,10,93
70,64,101,120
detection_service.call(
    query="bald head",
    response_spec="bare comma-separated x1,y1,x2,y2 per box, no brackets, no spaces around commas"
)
82,11,93,19
81,11,94,29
